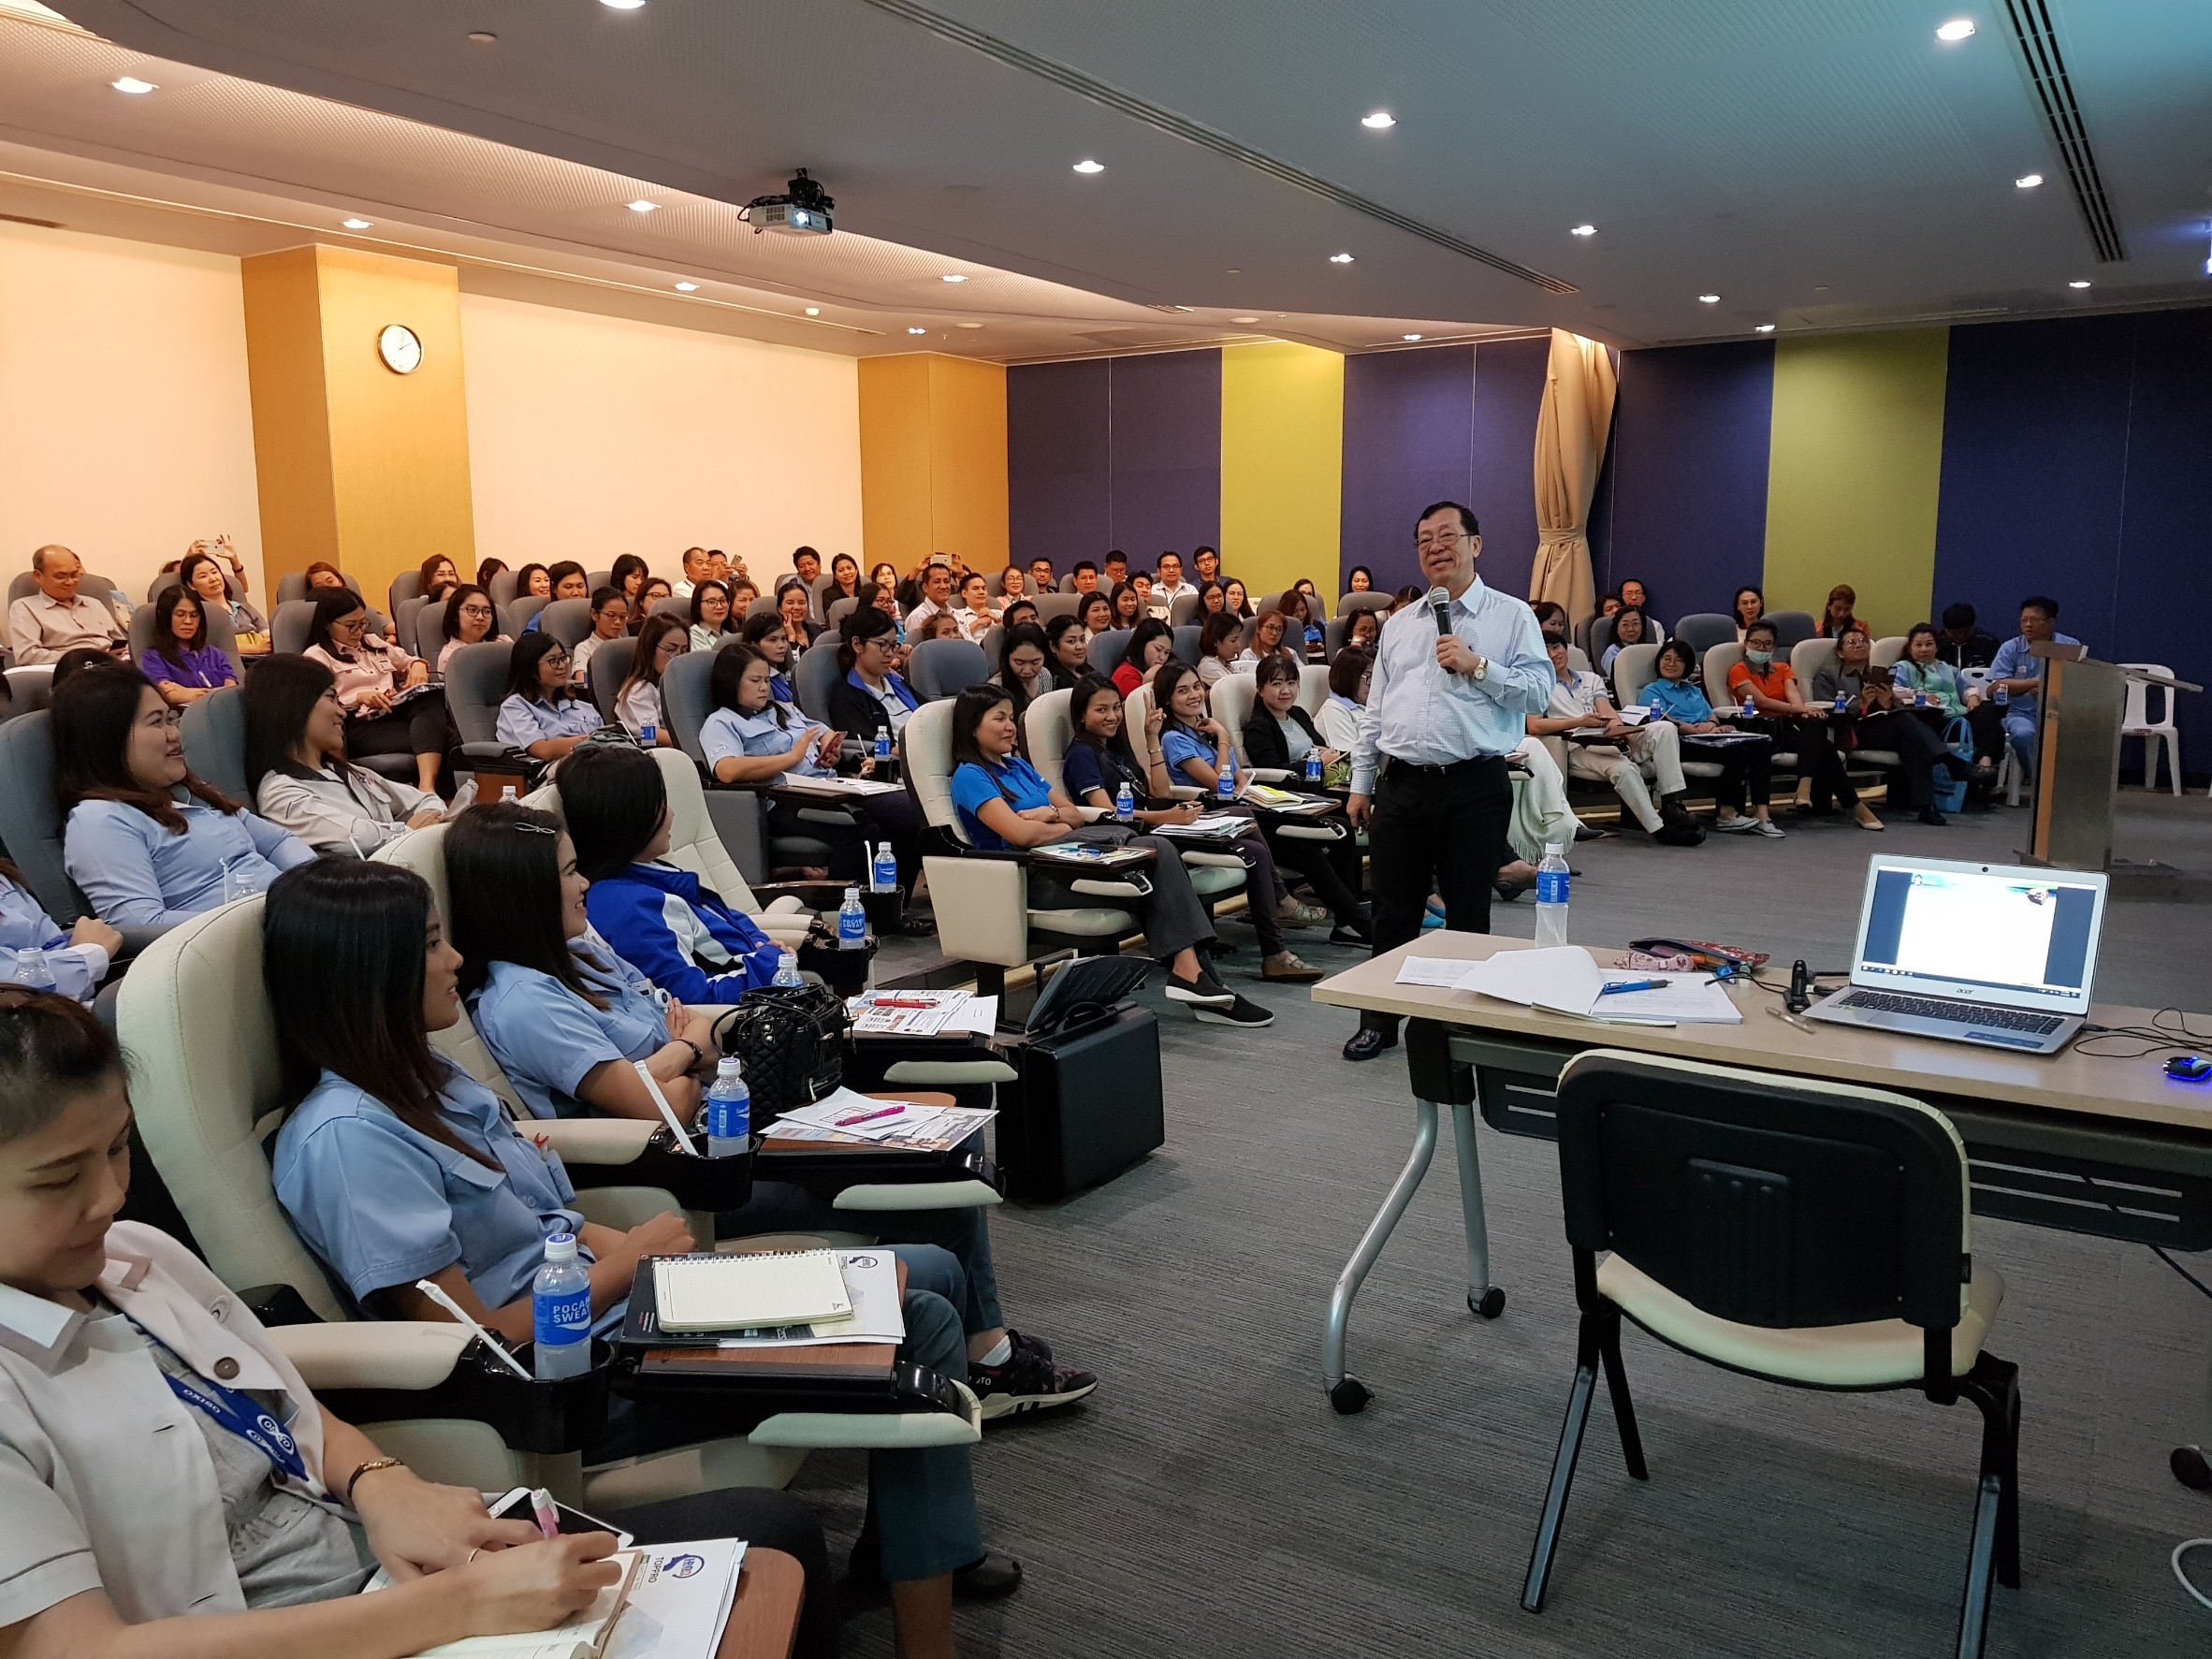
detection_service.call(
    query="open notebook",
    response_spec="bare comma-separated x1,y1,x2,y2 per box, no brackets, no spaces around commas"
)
652,1249,854,1333
1399,946,1742,1025
369,1550,641,1659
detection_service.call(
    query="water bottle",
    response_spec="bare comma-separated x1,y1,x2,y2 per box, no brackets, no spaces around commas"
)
1305,624,1322,648
870,840,898,894
219,858,264,905
1113,781,1134,823
640,721,657,745
1994,680,2009,707
772,949,804,988
8,948,55,991
1833,691,1849,714
531,1234,592,1380
1534,843,1571,950
874,732,891,762
1215,766,1235,803
704,1056,749,1157
837,886,867,950
500,780,519,802
1739,688,1754,720
1304,749,1323,784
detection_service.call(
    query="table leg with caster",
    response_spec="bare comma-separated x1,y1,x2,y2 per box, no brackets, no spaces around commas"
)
1449,1099,1505,1319
1324,1098,1439,1414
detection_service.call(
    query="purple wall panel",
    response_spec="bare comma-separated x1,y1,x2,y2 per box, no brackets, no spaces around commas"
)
1467,335,1551,601
1105,350,1221,564
1339,345,1474,595
1603,341,1775,626
1007,359,1110,564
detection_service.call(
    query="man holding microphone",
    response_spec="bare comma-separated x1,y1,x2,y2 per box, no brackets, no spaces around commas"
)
1342,502,1551,1062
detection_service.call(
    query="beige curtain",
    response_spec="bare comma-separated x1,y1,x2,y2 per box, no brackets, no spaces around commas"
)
1530,329,1617,626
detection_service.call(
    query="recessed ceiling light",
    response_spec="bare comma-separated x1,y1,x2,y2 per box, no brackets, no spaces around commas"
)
342,218,372,231
1755,324,1777,333
1361,111,1396,130
1698,293,1722,303
2016,173,2044,188
907,327,928,335
2069,280,2092,289
601,0,647,8
1071,159,1104,175
1230,315,1259,325
804,306,821,316
1570,223,1596,237
674,281,698,292
626,199,658,213
1329,253,1355,264
468,30,496,42
110,76,156,95
1402,334,1423,341
1935,18,1975,40
941,274,967,284
957,322,983,329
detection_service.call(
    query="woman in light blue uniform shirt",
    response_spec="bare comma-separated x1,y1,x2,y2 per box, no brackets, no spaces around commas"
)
0,859,119,1000
493,633,601,762
54,662,313,932
261,857,1014,1646
444,803,719,1125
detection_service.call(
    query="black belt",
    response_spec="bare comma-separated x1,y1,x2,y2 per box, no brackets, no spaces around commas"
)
1379,753,1509,779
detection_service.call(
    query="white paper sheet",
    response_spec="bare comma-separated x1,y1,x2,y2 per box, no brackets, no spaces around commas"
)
603,1537,746,1659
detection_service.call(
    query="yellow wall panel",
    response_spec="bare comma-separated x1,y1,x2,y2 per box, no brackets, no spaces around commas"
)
1219,342,1344,603
859,356,934,572
858,354,1007,575
1764,328,1949,637
240,246,338,581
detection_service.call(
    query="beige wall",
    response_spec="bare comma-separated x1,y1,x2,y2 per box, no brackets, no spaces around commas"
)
460,293,863,590
0,223,263,601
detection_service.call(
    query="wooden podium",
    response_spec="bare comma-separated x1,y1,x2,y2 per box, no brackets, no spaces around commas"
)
2025,644,2199,882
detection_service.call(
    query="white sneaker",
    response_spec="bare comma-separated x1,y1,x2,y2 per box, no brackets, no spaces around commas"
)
1749,818,1786,838
1711,814,1757,833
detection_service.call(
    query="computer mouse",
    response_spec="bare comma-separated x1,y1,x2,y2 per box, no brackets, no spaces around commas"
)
2165,1055,2212,1082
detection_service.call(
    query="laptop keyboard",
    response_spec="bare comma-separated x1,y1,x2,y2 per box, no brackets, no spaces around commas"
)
1836,989,2064,1035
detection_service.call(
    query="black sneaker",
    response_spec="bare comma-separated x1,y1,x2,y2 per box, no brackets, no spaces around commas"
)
1164,969,1235,1008
969,1331,1098,1421
1192,993,1274,1027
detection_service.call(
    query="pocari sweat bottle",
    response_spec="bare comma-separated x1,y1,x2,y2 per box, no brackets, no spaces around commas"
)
837,886,867,949
1114,782,1134,823
705,1056,749,1157
871,841,898,894
1534,842,1572,951
1215,766,1235,803
531,1233,592,1379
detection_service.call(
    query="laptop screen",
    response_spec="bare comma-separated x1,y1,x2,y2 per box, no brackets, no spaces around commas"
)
1852,858,2105,1011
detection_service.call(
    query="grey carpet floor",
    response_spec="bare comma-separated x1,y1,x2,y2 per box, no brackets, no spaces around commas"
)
802,793,2212,1655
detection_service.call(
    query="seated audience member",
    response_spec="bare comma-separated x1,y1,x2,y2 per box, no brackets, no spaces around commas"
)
608,554,648,612
1190,546,1220,586
1531,632,1703,844
1937,601,2001,671
1150,553,1193,615
139,585,237,707
416,555,460,606
1346,565,1374,594
1101,550,1130,589
1618,576,1652,618
994,622,1051,741
246,655,444,855
569,588,628,682
303,560,351,592
476,556,509,586
1812,623,1961,826
1815,582,1859,638
1044,614,1090,690
1069,559,1100,596
614,613,687,744
953,683,1275,1020
1197,611,1244,687
953,573,998,642
740,610,800,705
179,544,269,652
55,662,313,928
1596,590,1623,623
1530,600,1568,635
829,606,921,748
790,546,822,593
301,589,448,793
8,545,125,665
1232,606,1298,675
1274,589,1324,659
0,988,841,1659
1222,578,1254,618
670,546,710,600
825,552,864,608
1895,621,1997,783
0,859,119,1000
1076,590,1116,639
1986,593,2081,777
1112,618,1174,696
999,597,1040,633
632,576,673,630
687,578,737,652
494,633,600,762
1128,571,1156,617
436,584,508,673
512,560,552,600
546,561,590,603
560,746,780,1000
51,647,118,689
1599,604,1655,672
1726,618,1875,827
1196,580,1229,619
1639,638,1781,837
1318,648,1370,752
444,802,716,1124
1340,608,1381,656
726,575,761,614
778,578,823,649
1106,582,1145,633
1227,659,1369,942
704,644,921,890
905,561,956,633
1242,653,1337,777
1732,585,1765,641
1027,557,1055,594
915,612,968,644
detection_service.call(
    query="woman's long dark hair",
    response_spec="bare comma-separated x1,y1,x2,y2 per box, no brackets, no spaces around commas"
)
305,587,371,659
445,803,602,1006
546,560,587,594
1200,611,1244,660
1076,591,1114,635
1151,659,1205,738
741,610,790,654
1043,613,1086,688
1107,581,1143,629
176,550,230,604
1066,673,1139,772
618,613,688,707
1116,617,1171,675
1733,585,1765,627
263,859,495,1167
948,684,1017,779
51,662,238,833
609,554,648,600
830,553,860,599
709,642,788,729
243,653,349,793
560,744,667,882
515,561,549,596
997,622,1050,714
441,584,495,641
504,630,575,704
148,585,209,666
838,603,896,672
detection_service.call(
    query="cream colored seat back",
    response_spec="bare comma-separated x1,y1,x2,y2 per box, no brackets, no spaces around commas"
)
1870,635,1909,671
1791,637,1840,690
1298,663,1330,718
1703,641,1747,710
903,696,966,843
1612,643,1662,708
1208,670,1261,768
1026,687,1075,791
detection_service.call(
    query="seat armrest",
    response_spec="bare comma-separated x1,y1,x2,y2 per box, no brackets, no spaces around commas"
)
1168,785,1202,800
1249,767,1295,783
749,1380,982,1449
531,1118,658,1166
461,741,525,761
573,1186,683,1230
112,924,171,963
1068,877,1151,899
1176,849,1246,867
269,1321,473,1391
832,1178,1003,1211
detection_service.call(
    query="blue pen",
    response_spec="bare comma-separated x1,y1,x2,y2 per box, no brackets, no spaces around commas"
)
1597,978,1670,997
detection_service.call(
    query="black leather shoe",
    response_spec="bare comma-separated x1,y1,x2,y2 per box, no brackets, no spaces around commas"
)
1342,1026,1399,1062
847,1546,1025,1602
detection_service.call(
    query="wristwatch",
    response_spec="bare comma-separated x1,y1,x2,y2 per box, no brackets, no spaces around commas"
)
1470,656,1489,682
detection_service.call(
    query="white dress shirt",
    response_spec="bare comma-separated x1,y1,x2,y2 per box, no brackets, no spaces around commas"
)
1349,576,1551,793
7,591,125,665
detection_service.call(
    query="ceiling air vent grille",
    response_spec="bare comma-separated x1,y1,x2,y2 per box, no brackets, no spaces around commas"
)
0,211,64,228
2001,0,2124,263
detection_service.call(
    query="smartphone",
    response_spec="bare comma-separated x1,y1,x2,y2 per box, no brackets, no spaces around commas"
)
487,1486,635,1548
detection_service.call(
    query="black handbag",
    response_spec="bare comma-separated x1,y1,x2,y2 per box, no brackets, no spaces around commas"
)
711,982,850,1123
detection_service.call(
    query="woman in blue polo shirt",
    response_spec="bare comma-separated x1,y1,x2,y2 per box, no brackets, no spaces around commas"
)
946,683,1272,1026
1640,638,1781,837
494,633,600,762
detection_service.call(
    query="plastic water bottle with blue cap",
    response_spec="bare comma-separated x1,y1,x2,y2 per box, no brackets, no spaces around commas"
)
704,1055,749,1158
870,840,898,894
1534,842,1571,950
1304,749,1323,784
1113,781,1133,823
837,886,866,950
640,721,657,746
531,1234,592,1380
1215,765,1235,803
875,732,891,762
1994,679,2009,707
772,948,804,988
1739,686,1755,720
7,948,54,991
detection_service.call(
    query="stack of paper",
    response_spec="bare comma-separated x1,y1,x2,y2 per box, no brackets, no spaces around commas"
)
652,1250,852,1332
771,1087,997,1151
1394,947,1743,1026
849,989,981,1037
1154,813,1248,839
604,1538,747,1659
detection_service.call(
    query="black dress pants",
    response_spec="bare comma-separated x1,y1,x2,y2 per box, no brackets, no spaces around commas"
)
1361,756,1512,1036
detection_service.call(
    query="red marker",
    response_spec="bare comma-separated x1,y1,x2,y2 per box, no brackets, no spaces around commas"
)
835,1104,907,1128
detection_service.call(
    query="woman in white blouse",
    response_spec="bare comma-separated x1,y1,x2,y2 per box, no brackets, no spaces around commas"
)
245,656,444,854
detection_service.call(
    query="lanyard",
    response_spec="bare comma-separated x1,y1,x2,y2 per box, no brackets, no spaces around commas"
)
121,1313,310,1483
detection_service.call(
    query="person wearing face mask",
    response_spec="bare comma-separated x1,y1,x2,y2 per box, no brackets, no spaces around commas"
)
1726,618,1875,827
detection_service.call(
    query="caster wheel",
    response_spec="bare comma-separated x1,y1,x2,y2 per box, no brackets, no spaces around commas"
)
1329,1377,1372,1415
2174,1446,2212,1491
1469,1286,1506,1319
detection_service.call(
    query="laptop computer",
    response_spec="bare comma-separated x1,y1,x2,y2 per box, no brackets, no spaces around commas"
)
1804,856,2107,1055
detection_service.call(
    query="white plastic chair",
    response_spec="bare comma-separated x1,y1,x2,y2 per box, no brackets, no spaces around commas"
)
2119,662,2182,794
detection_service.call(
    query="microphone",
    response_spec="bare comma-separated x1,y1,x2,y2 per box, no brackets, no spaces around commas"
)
1429,586,1453,639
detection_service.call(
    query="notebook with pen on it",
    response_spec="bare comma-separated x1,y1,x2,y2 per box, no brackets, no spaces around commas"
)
365,1550,642,1659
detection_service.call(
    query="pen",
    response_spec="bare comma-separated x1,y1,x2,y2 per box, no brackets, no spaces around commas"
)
1767,1006,1817,1035
872,998,939,1010
411,1278,532,1379
1597,978,1670,997
529,1487,560,1540
836,1103,907,1128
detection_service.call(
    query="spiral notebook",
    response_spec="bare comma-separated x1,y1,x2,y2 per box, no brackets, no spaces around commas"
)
650,1249,854,1333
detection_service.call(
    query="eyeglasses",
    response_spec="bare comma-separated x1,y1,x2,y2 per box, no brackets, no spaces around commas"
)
1415,531,1469,552
459,604,494,618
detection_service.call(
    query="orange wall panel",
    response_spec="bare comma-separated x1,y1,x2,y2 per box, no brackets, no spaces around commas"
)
858,354,1007,575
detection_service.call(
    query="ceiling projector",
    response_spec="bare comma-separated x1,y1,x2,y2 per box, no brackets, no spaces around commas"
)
744,169,835,236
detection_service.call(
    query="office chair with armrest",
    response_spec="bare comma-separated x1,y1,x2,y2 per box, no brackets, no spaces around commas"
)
1522,1049,2016,1658
395,596,433,664
1168,592,1203,628
4,665,52,716
587,636,637,724
1699,640,1801,777
502,595,548,636
1611,645,1724,790
1870,635,1910,670
537,599,596,650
